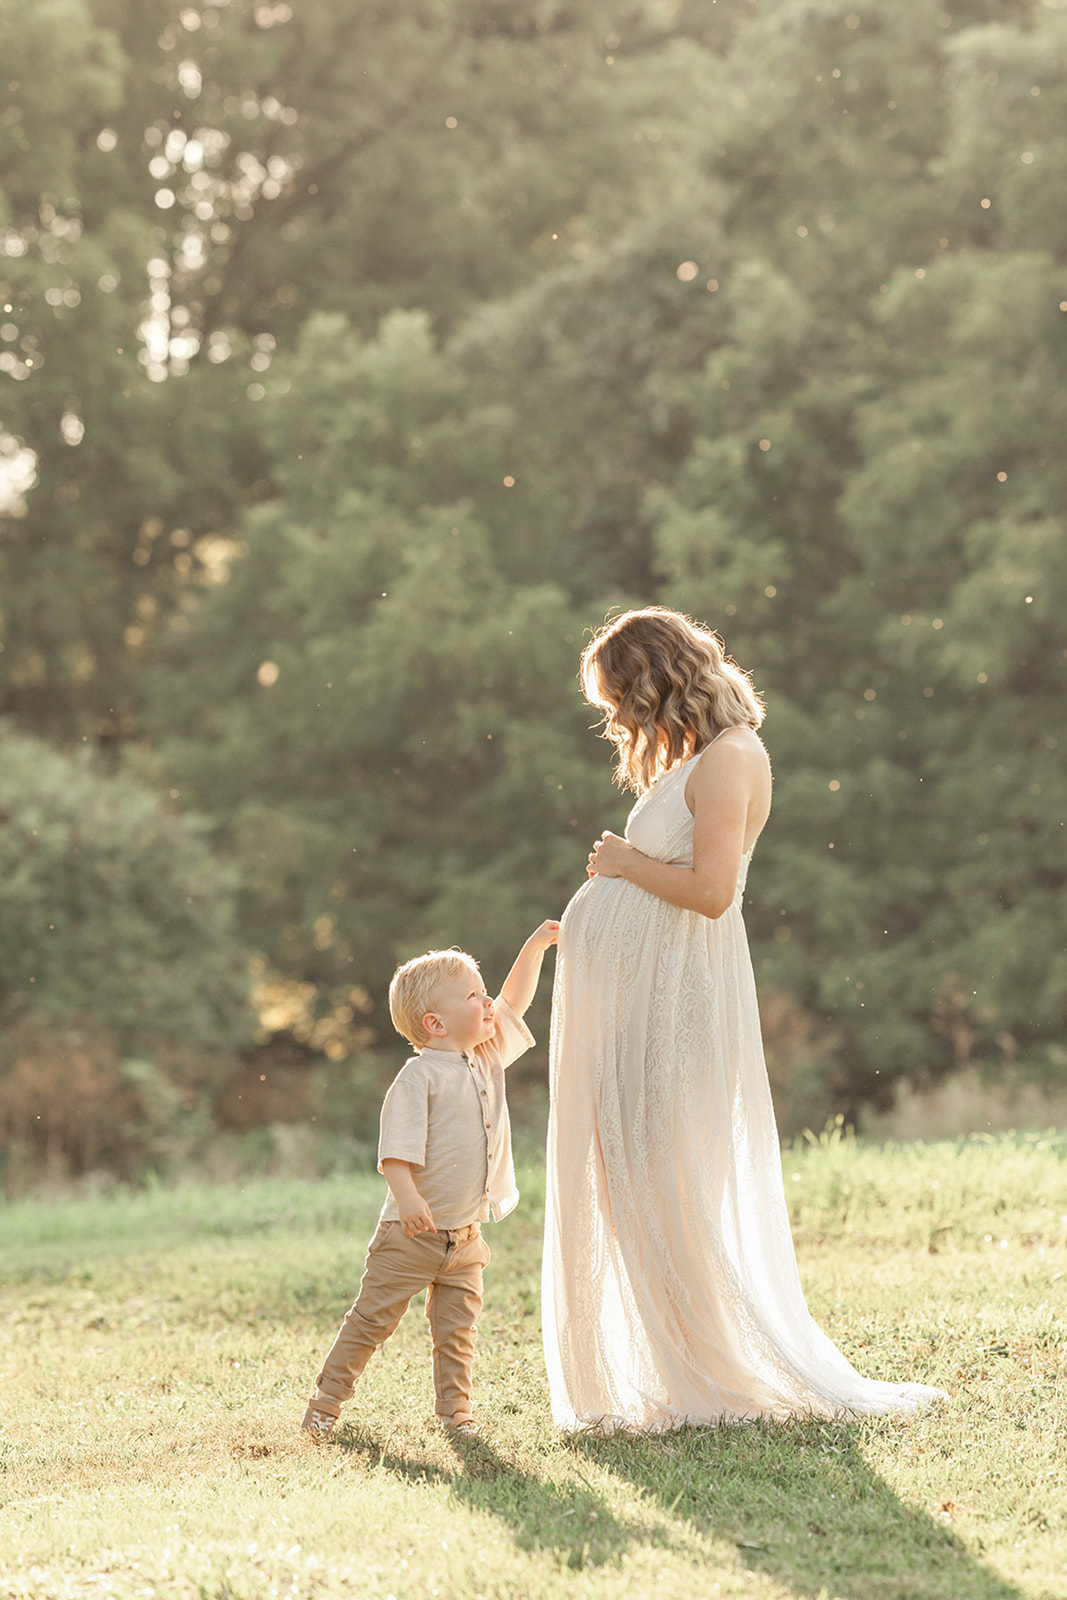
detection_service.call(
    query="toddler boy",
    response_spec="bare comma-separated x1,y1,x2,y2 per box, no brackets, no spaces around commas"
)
301,918,558,1441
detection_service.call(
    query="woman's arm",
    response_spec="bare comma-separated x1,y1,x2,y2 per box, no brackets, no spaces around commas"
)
589,731,769,919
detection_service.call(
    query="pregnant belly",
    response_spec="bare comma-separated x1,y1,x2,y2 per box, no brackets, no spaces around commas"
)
559,871,663,962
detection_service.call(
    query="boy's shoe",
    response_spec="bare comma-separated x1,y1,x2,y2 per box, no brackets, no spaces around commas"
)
444,1418,480,1438
301,1405,337,1444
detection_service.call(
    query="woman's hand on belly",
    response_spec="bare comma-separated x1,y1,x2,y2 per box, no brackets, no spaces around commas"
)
587,831,634,879
587,826,733,919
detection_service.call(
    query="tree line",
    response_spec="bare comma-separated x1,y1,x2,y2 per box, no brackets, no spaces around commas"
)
1,0,1064,1180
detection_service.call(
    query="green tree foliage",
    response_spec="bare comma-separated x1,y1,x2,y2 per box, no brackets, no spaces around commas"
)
0,0,698,739
144,309,619,1027
0,725,253,1180
640,0,1067,1108
1,0,1064,1161
0,725,250,1052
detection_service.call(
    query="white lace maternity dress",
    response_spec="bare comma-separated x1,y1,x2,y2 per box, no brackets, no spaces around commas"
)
542,751,946,1431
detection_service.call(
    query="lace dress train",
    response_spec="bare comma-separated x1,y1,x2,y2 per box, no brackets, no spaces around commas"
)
542,755,946,1431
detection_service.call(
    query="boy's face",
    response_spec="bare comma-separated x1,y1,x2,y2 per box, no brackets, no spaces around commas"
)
424,968,495,1053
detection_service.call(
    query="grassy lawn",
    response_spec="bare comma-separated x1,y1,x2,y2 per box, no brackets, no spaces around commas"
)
0,1129,1064,1600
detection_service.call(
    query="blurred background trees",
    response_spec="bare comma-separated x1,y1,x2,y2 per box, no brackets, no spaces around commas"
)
1,0,1064,1182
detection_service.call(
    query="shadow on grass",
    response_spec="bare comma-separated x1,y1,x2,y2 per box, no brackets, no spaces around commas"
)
569,1416,1024,1600
334,1414,1023,1596
334,1424,663,1570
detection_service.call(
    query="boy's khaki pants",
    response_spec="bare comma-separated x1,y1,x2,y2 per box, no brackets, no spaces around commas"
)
311,1220,490,1426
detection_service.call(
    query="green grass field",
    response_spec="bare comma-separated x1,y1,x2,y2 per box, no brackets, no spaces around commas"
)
1,1129,1064,1600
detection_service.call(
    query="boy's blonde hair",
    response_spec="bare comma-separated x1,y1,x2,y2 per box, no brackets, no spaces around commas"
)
388,948,481,1049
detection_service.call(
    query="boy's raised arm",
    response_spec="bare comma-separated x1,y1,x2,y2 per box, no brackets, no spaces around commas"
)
499,919,559,1018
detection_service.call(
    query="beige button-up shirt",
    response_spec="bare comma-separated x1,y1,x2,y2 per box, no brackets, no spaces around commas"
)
377,997,534,1229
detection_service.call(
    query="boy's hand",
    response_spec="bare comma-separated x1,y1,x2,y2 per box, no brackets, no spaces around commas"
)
529,919,560,950
381,1159,436,1236
398,1194,436,1237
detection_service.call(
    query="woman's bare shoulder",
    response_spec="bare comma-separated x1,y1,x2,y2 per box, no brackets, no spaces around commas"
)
703,724,771,771
684,725,771,811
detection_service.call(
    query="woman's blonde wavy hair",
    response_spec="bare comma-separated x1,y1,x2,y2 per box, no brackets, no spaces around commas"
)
580,607,765,794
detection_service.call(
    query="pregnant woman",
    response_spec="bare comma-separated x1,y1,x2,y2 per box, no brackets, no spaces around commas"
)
543,606,945,1431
